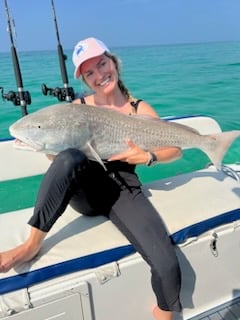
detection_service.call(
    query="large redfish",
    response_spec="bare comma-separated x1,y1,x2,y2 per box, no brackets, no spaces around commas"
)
9,103,240,170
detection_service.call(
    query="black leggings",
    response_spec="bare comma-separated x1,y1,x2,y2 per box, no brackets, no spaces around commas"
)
28,149,182,312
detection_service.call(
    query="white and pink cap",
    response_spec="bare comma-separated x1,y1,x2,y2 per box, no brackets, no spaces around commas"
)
72,37,110,79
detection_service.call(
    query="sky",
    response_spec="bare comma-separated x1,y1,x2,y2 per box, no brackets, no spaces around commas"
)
0,0,240,52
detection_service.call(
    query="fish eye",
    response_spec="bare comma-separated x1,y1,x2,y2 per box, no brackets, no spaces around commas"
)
38,125,41,128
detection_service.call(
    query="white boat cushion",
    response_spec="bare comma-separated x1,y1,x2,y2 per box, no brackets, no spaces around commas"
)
0,166,239,295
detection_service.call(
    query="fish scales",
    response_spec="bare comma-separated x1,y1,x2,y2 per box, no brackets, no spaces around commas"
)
9,103,240,169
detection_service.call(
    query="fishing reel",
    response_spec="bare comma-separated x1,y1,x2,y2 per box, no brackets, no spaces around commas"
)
41,83,75,102
0,87,31,106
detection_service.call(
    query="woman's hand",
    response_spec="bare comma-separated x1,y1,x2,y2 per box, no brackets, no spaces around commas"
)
46,154,56,161
108,139,182,165
108,139,150,165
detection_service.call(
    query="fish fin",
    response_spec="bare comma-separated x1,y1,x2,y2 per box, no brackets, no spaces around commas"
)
86,142,108,171
203,130,240,170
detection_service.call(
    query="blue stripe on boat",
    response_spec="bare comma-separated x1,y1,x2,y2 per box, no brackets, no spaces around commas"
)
0,245,135,295
0,137,14,142
0,208,240,295
171,208,240,244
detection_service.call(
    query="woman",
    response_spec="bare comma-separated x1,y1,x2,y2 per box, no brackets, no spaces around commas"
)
0,37,182,320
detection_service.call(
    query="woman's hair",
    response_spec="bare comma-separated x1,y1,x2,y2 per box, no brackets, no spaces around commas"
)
104,52,131,100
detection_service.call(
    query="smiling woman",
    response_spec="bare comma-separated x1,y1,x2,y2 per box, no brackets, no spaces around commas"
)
1,1,240,314
0,37,183,320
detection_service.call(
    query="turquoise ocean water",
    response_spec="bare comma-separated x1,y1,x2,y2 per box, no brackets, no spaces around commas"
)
0,41,240,212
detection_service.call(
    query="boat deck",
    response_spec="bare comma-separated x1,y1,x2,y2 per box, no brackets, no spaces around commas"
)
190,297,240,320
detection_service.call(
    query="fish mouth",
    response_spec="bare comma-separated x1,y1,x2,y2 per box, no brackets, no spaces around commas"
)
9,125,43,152
13,138,42,152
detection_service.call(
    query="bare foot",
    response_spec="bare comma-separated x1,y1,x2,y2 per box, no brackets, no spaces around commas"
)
153,305,173,320
0,227,46,273
0,243,40,273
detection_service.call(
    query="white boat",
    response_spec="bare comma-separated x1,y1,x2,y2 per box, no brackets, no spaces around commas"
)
0,115,239,320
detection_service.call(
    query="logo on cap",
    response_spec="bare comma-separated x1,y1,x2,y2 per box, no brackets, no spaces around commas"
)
75,43,88,57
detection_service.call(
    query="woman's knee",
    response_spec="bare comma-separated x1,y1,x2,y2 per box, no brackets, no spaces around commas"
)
54,148,89,174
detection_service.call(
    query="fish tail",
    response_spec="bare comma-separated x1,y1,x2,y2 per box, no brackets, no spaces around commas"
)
203,130,240,170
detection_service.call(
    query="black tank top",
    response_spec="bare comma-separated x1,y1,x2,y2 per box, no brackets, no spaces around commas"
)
80,97,143,114
130,99,142,114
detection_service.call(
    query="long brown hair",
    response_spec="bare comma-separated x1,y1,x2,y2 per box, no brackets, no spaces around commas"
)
104,52,131,100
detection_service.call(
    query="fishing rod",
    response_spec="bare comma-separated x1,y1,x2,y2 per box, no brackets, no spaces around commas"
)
0,0,31,116
42,0,75,102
